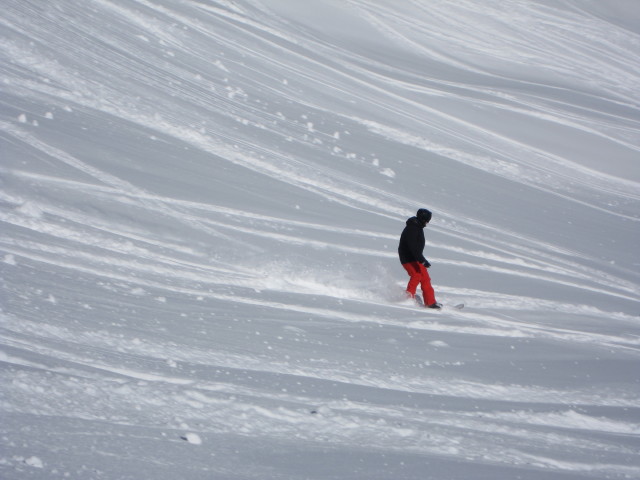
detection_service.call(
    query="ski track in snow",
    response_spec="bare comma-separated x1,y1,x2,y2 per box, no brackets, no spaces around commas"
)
1,0,640,479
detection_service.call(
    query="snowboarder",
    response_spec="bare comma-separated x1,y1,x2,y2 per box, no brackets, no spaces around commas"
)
398,208,442,309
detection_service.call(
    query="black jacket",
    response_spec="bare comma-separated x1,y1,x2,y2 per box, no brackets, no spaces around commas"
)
398,217,427,264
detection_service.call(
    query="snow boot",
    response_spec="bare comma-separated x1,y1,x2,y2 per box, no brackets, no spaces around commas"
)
405,291,424,306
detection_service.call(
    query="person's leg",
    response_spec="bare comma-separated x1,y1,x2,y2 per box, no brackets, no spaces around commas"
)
402,262,422,297
418,263,437,306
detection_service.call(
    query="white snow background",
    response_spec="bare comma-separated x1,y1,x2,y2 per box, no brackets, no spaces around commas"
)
1,0,639,479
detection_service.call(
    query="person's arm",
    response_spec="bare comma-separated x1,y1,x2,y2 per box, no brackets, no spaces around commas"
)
409,228,427,264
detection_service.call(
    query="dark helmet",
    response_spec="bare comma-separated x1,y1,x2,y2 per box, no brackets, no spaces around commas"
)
416,208,432,225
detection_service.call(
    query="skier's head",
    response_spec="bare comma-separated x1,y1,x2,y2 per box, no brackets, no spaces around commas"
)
416,208,432,226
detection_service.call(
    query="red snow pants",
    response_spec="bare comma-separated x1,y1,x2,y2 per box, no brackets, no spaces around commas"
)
402,261,436,306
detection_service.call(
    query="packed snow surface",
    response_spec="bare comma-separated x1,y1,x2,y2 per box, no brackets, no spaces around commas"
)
1,0,639,478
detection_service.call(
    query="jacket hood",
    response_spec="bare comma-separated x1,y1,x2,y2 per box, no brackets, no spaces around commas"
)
406,216,422,227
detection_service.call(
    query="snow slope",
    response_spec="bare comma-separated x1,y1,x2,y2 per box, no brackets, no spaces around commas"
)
1,0,639,478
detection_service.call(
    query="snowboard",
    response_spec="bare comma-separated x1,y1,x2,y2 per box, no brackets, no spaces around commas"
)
409,295,464,310
429,303,465,310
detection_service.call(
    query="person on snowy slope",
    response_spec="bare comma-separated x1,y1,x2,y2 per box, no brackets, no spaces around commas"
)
398,208,441,309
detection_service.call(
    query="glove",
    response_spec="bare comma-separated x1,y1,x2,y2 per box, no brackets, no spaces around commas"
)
422,260,431,268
